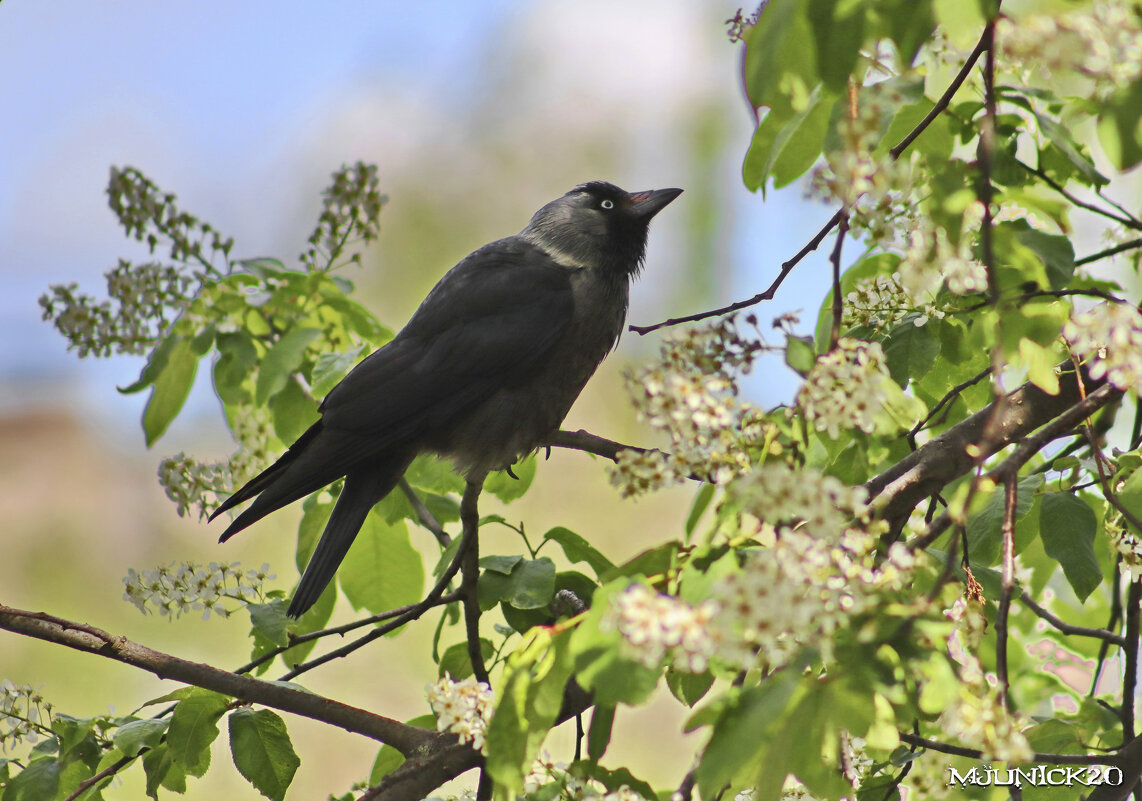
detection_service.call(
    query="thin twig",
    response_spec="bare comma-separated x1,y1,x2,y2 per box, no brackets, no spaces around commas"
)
1075,238,1142,268
278,519,479,681
628,209,844,335
400,478,450,547
906,367,991,450
1092,561,1125,697
1017,160,1142,231
461,478,489,685
897,732,1117,765
1124,582,1141,742
61,753,135,801
996,474,1017,711
828,211,849,350
234,592,461,676
1020,591,1126,646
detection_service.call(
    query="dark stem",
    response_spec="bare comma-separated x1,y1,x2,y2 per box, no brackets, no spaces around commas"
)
400,478,450,546
996,474,1017,711
1020,591,1126,646
828,211,850,350
461,478,489,685
1124,581,1141,742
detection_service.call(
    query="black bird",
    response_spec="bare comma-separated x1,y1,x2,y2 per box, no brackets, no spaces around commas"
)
211,181,682,617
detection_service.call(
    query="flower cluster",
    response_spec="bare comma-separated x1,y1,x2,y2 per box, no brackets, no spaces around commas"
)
842,272,946,335
38,260,197,358
729,462,870,539
997,1,1142,98
896,218,988,300
122,561,274,619
712,529,914,668
0,681,52,752
602,584,720,673
1063,301,1142,393
939,599,1033,762
302,161,386,270
425,676,495,753
1106,513,1142,580
939,684,1033,762
159,411,275,520
796,338,890,439
611,317,770,495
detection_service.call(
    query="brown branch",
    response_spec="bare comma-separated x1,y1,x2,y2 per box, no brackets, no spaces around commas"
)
400,478,450,547
1020,591,1126,646
461,478,489,685
544,429,647,461
1075,238,1142,268
1124,582,1141,742
631,21,995,337
628,209,845,335
898,732,1128,766
234,592,461,676
906,367,991,450
996,474,1017,710
828,211,849,350
903,381,1120,552
0,605,436,755
868,366,1112,538
61,752,134,801
1017,160,1142,232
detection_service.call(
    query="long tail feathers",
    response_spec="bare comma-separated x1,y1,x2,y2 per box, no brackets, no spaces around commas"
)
287,456,412,618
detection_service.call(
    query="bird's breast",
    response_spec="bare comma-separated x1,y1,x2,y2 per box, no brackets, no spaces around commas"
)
429,270,629,477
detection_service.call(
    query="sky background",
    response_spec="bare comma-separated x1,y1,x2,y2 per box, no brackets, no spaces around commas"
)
0,0,835,444
0,3,842,796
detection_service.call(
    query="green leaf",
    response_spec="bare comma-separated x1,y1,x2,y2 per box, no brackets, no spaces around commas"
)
438,639,495,680
542,527,615,579
142,743,187,798
480,557,557,611
743,90,838,194
587,706,615,761
339,513,424,616
569,585,661,706
142,337,198,446
248,601,290,648
269,375,318,444
485,629,575,792
480,555,523,575
1039,493,1101,601
254,327,320,406
228,709,300,801
112,719,169,757
685,483,716,541
3,757,60,801
485,456,537,503
666,669,715,708
809,0,866,92
166,689,229,776
310,345,364,398
1015,227,1076,291
744,0,818,110
965,475,1042,566
601,541,680,583
695,675,799,798
502,570,598,633
118,331,181,395
784,334,817,377
235,257,286,278
1098,77,1142,171
570,762,657,801
882,323,940,385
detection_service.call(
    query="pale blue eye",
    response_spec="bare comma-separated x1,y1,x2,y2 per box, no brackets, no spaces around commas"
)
600,199,614,210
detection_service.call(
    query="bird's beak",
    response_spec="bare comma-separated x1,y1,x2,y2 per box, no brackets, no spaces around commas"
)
627,187,683,219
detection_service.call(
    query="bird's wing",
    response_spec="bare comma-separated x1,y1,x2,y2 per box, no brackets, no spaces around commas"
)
319,238,576,442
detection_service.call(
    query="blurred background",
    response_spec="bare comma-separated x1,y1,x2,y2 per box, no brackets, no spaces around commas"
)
0,1,839,797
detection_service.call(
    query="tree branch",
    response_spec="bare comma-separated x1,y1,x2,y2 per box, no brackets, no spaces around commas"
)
868,367,1112,536
1020,591,1126,646
461,478,489,686
897,732,1130,767
0,605,435,755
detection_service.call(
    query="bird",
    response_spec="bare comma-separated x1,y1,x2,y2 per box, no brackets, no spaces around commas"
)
211,181,682,618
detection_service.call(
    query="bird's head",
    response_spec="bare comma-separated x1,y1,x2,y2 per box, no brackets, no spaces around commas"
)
521,181,682,276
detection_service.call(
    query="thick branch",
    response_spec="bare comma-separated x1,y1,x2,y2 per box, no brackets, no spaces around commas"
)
867,367,1111,534
0,605,434,755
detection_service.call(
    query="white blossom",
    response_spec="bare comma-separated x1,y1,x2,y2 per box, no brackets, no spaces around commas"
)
425,676,494,753
797,339,890,439
1064,301,1142,393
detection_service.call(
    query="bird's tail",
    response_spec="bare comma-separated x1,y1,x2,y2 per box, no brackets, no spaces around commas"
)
287,453,413,618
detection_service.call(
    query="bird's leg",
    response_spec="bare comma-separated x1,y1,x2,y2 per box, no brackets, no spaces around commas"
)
460,476,489,685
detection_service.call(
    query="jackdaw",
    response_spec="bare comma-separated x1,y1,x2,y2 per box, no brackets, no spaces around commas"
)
211,180,682,617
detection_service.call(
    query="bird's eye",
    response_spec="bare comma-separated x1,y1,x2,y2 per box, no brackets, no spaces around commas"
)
600,199,614,210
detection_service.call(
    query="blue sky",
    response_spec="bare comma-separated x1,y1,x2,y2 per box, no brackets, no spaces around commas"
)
0,0,831,439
